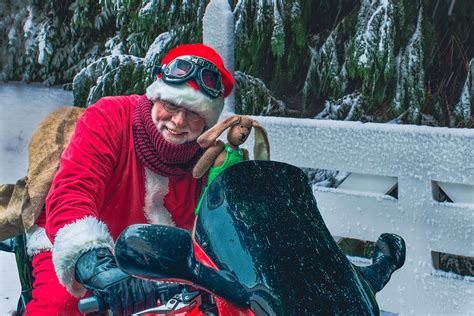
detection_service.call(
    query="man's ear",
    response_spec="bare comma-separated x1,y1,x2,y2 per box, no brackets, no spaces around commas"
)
197,115,241,148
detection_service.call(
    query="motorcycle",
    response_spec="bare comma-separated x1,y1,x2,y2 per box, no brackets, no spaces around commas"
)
80,160,405,315
2,160,404,315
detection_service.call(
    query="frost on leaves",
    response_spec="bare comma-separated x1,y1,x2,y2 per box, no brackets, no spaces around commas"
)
234,71,288,116
346,0,397,105
73,31,172,107
392,7,425,124
271,0,285,58
315,93,368,122
347,0,396,77
73,55,145,106
452,59,473,127
234,0,303,63
22,6,39,82
303,28,347,112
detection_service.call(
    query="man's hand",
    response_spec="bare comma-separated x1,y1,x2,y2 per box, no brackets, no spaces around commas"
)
74,247,160,316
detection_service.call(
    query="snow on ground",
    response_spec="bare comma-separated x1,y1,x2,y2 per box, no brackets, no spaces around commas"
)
0,252,19,315
0,82,73,314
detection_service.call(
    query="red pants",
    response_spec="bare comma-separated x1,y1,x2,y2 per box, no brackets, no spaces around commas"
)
25,251,83,316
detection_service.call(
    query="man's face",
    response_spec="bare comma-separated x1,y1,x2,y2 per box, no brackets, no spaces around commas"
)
152,100,206,144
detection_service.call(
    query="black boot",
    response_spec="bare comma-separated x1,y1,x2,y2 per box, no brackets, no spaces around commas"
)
359,233,406,293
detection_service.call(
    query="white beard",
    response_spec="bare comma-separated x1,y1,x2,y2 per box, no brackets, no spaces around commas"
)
156,120,196,144
151,103,203,144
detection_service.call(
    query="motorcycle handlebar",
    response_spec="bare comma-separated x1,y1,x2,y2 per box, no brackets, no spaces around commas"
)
77,282,182,314
78,295,106,314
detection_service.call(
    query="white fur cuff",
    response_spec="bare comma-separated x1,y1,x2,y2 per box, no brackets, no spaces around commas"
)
26,225,53,256
52,216,114,297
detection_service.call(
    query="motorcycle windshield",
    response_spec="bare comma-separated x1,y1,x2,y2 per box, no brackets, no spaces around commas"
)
195,161,378,315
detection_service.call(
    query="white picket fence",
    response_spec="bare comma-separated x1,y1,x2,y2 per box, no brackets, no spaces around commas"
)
203,1,474,314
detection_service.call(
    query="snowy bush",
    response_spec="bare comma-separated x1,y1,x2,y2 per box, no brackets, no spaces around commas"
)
315,93,370,122
452,59,473,127
73,55,146,106
234,71,289,116
392,8,425,124
347,0,397,80
301,167,349,189
302,24,349,113
73,30,174,107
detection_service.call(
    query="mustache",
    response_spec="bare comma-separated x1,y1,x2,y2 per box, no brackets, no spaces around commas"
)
157,121,190,134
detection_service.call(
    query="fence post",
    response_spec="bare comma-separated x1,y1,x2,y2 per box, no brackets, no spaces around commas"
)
203,0,235,115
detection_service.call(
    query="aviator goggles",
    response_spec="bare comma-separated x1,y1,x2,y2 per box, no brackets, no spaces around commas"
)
154,55,224,99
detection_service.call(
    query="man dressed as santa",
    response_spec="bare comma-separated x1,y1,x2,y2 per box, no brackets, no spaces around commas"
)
25,43,234,315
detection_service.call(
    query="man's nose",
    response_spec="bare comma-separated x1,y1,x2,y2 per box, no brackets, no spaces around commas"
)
172,110,187,127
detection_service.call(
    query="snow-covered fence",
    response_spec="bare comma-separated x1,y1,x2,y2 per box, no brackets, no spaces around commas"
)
255,117,474,315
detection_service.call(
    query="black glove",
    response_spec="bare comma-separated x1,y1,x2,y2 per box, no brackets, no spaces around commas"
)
75,247,166,316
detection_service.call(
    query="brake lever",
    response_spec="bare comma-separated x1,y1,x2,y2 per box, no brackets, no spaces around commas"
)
132,292,201,315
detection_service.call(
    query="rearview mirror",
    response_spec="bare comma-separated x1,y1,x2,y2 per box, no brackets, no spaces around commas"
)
115,224,193,280
115,224,249,308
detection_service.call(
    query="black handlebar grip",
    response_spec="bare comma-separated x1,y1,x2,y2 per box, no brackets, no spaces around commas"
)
78,295,106,314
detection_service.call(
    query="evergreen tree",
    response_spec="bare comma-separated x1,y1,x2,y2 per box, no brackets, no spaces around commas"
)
1,0,472,127
232,0,472,126
452,58,473,127
73,0,207,106
0,0,116,85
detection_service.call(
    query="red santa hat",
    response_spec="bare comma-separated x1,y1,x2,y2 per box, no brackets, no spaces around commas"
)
146,43,234,127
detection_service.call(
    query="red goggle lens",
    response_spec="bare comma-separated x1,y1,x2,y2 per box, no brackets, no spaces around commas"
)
170,59,193,77
201,69,219,90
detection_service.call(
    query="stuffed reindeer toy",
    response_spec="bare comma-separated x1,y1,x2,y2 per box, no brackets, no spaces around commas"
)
193,114,270,187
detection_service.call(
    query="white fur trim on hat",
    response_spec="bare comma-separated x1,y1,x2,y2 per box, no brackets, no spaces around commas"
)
146,78,224,126
52,216,114,297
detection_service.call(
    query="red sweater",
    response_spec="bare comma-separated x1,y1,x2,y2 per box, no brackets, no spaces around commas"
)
42,95,200,242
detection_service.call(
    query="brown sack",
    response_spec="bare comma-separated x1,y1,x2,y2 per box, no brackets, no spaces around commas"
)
0,180,25,240
0,106,84,240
